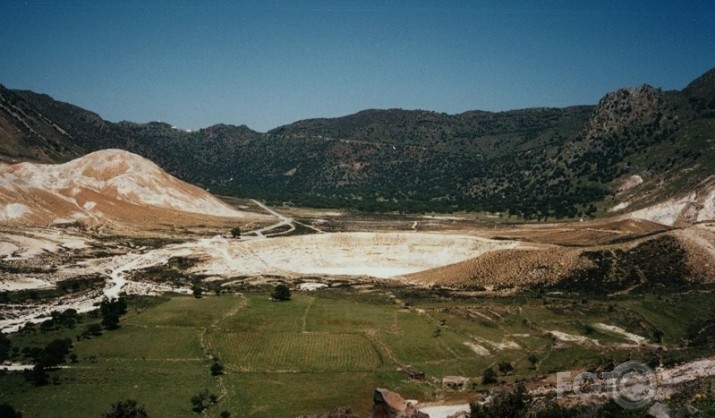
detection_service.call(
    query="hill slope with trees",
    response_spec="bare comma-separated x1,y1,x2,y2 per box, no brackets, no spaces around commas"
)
1,66,714,219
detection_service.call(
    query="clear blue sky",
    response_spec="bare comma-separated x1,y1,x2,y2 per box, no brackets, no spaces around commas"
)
1,0,714,132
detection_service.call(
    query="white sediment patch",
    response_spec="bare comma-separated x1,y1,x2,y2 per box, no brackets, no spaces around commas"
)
547,330,599,345
464,341,491,356
419,404,470,418
594,323,648,345
298,282,328,291
0,203,30,220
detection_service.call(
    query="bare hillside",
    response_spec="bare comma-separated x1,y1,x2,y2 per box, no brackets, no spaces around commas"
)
0,149,268,228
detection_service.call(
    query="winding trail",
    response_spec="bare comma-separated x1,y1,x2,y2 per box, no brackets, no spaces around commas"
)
246,199,295,238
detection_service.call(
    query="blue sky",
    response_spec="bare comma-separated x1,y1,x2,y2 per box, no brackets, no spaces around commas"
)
1,0,714,132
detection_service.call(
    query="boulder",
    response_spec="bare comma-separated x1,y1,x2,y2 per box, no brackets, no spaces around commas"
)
371,388,429,418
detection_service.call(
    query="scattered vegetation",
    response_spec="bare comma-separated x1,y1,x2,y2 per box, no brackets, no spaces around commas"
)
102,399,149,418
271,283,291,301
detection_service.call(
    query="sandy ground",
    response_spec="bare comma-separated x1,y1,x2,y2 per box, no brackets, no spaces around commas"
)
419,403,470,418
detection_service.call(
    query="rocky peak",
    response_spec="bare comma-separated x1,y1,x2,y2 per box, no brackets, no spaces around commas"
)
683,66,715,101
580,84,679,146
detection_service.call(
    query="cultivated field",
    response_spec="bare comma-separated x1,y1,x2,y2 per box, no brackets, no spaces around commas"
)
3,284,715,417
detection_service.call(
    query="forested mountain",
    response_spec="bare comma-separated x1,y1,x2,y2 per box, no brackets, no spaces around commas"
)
1,67,714,219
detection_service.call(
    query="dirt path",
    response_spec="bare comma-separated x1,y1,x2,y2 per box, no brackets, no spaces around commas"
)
198,294,246,412
301,296,316,333
246,199,296,238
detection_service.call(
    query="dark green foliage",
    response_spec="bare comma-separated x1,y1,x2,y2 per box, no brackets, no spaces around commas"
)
498,361,514,376
3,67,715,218
470,382,529,417
190,390,216,413
210,361,224,376
271,284,291,301
230,227,241,238
482,367,497,385
192,284,203,299
0,275,103,304
22,338,74,384
102,399,149,418
527,353,538,368
0,403,23,418
0,332,11,362
551,236,691,295
37,338,73,368
100,297,128,330
82,323,103,338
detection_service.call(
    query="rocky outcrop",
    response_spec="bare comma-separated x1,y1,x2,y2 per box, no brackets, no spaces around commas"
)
371,388,429,418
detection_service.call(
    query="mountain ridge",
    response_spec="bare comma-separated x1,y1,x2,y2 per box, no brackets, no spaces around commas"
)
1,66,714,220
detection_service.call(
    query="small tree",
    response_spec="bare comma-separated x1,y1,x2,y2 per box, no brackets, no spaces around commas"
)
100,297,127,330
230,227,241,239
498,361,514,376
271,284,291,301
192,284,203,299
190,390,212,413
527,353,538,369
220,412,231,418
211,282,222,296
652,328,664,344
83,323,103,338
482,367,497,385
102,399,149,418
0,404,22,418
211,361,224,376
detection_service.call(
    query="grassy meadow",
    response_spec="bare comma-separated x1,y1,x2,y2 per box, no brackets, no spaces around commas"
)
1,285,714,417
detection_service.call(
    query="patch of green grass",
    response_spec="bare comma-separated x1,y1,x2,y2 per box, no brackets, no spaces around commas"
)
222,370,419,418
2,287,715,417
0,362,215,418
219,293,312,332
305,295,396,333
124,294,238,327
74,326,203,360
215,332,382,372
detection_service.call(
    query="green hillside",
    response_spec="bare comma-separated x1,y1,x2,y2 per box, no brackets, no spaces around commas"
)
1,67,714,218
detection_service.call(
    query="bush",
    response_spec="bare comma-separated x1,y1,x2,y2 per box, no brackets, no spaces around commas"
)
482,367,497,385
211,361,224,376
102,399,149,418
271,284,291,301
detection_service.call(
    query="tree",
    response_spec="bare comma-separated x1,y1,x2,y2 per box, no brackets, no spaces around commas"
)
38,338,73,368
498,361,514,376
220,412,231,418
211,282,222,296
102,399,149,418
83,323,103,338
192,283,203,299
527,353,538,369
0,404,22,418
100,297,128,330
211,361,224,376
271,284,291,301
230,227,241,238
482,367,497,385
652,328,664,344
190,390,214,413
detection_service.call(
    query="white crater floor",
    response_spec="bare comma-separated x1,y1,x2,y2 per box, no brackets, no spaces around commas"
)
198,232,519,278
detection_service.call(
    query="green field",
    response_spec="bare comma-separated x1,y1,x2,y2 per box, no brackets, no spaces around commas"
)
2,286,714,417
